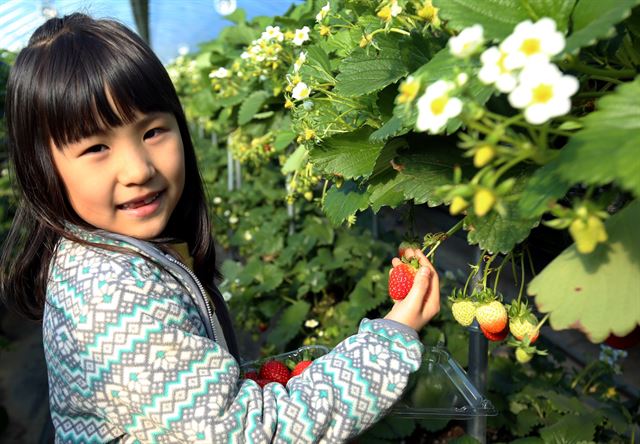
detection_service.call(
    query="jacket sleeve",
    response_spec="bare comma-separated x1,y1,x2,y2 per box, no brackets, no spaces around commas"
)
69,254,424,443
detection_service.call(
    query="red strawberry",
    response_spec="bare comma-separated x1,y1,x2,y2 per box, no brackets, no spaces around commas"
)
259,360,291,385
480,324,508,342
256,379,272,387
243,371,259,381
604,326,640,349
291,360,312,377
388,262,419,300
475,301,508,334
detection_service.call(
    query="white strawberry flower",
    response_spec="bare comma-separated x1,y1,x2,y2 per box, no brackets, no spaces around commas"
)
500,18,565,70
416,80,463,134
316,2,330,23
448,24,484,58
292,26,311,46
478,46,518,93
262,25,284,42
304,319,319,328
208,67,229,79
294,51,307,72
390,0,402,16
508,61,579,124
292,81,311,100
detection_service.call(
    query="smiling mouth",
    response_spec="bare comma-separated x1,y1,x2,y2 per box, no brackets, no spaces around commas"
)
117,191,162,210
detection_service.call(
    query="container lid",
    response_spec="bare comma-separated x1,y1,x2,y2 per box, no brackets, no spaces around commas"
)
391,346,497,418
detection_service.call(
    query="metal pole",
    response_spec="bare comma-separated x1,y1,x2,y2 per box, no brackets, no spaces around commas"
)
467,248,487,443
227,137,234,192
234,159,242,190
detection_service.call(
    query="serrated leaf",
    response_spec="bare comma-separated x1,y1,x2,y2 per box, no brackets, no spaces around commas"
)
335,34,412,97
322,182,371,226
566,0,640,53
281,145,308,174
300,45,335,84
465,175,540,253
368,171,410,212
539,413,598,443
528,199,640,342
238,91,270,125
548,78,640,197
369,116,407,142
393,139,472,206
310,127,384,179
267,300,310,350
433,0,530,40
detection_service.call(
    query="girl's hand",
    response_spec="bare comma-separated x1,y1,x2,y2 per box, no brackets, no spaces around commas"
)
384,248,440,331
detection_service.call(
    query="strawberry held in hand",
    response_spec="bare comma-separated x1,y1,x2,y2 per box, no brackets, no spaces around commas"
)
259,360,291,386
291,360,313,377
388,259,420,300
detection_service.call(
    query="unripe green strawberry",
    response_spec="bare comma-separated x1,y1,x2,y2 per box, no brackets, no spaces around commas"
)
452,300,476,327
449,196,469,215
475,301,508,333
388,262,418,301
515,347,533,364
509,317,539,344
474,187,496,217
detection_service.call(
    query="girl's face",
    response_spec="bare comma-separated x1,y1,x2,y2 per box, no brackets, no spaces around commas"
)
50,111,185,240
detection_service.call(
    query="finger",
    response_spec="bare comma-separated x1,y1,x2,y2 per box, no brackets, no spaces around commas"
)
413,248,431,268
391,257,402,268
421,269,441,318
403,266,431,310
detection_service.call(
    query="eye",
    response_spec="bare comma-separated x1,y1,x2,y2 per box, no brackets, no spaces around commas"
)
144,127,166,140
82,144,108,156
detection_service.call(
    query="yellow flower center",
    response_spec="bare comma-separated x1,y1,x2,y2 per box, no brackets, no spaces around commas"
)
532,84,553,104
498,52,509,74
430,95,448,115
520,38,541,56
398,80,420,104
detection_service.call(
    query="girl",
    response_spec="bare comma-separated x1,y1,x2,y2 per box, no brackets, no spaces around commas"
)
0,13,440,443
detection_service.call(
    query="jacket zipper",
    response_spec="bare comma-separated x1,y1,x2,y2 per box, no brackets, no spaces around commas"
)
164,254,217,343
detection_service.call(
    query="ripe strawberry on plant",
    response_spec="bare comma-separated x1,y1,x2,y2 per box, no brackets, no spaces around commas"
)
475,300,508,334
388,258,420,301
481,324,508,342
259,360,291,386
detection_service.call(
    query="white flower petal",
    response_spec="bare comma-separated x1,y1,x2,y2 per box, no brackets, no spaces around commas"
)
524,104,551,124
508,86,531,109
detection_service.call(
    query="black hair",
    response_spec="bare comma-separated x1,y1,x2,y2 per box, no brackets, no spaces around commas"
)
0,13,219,319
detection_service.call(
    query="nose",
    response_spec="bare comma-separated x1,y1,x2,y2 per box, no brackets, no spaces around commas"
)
117,143,156,186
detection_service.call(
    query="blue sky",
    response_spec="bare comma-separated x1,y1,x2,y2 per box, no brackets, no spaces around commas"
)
0,0,302,63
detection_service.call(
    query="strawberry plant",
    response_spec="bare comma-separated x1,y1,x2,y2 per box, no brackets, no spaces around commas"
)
168,0,640,440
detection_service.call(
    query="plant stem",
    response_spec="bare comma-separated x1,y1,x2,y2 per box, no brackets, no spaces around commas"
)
517,252,525,306
493,251,513,293
566,61,636,79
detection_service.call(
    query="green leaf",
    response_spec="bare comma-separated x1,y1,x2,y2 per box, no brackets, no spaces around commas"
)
322,182,371,226
237,91,270,125
518,162,572,218
223,8,246,24
539,413,598,443
566,0,640,53
300,45,335,84
368,171,408,212
528,200,640,342
310,127,384,179
433,0,530,40
369,116,407,142
281,145,308,174
267,300,310,350
547,77,640,197
466,175,540,253
393,139,472,206
335,34,412,97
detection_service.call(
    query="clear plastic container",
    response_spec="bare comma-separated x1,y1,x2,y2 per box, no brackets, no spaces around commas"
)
240,345,495,419
391,346,497,418
240,345,330,375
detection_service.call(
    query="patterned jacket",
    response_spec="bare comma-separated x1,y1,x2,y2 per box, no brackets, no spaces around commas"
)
43,228,424,443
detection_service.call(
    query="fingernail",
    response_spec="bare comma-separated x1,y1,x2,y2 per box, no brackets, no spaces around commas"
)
419,267,429,276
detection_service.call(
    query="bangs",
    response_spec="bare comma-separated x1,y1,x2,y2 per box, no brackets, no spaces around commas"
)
26,20,179,148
